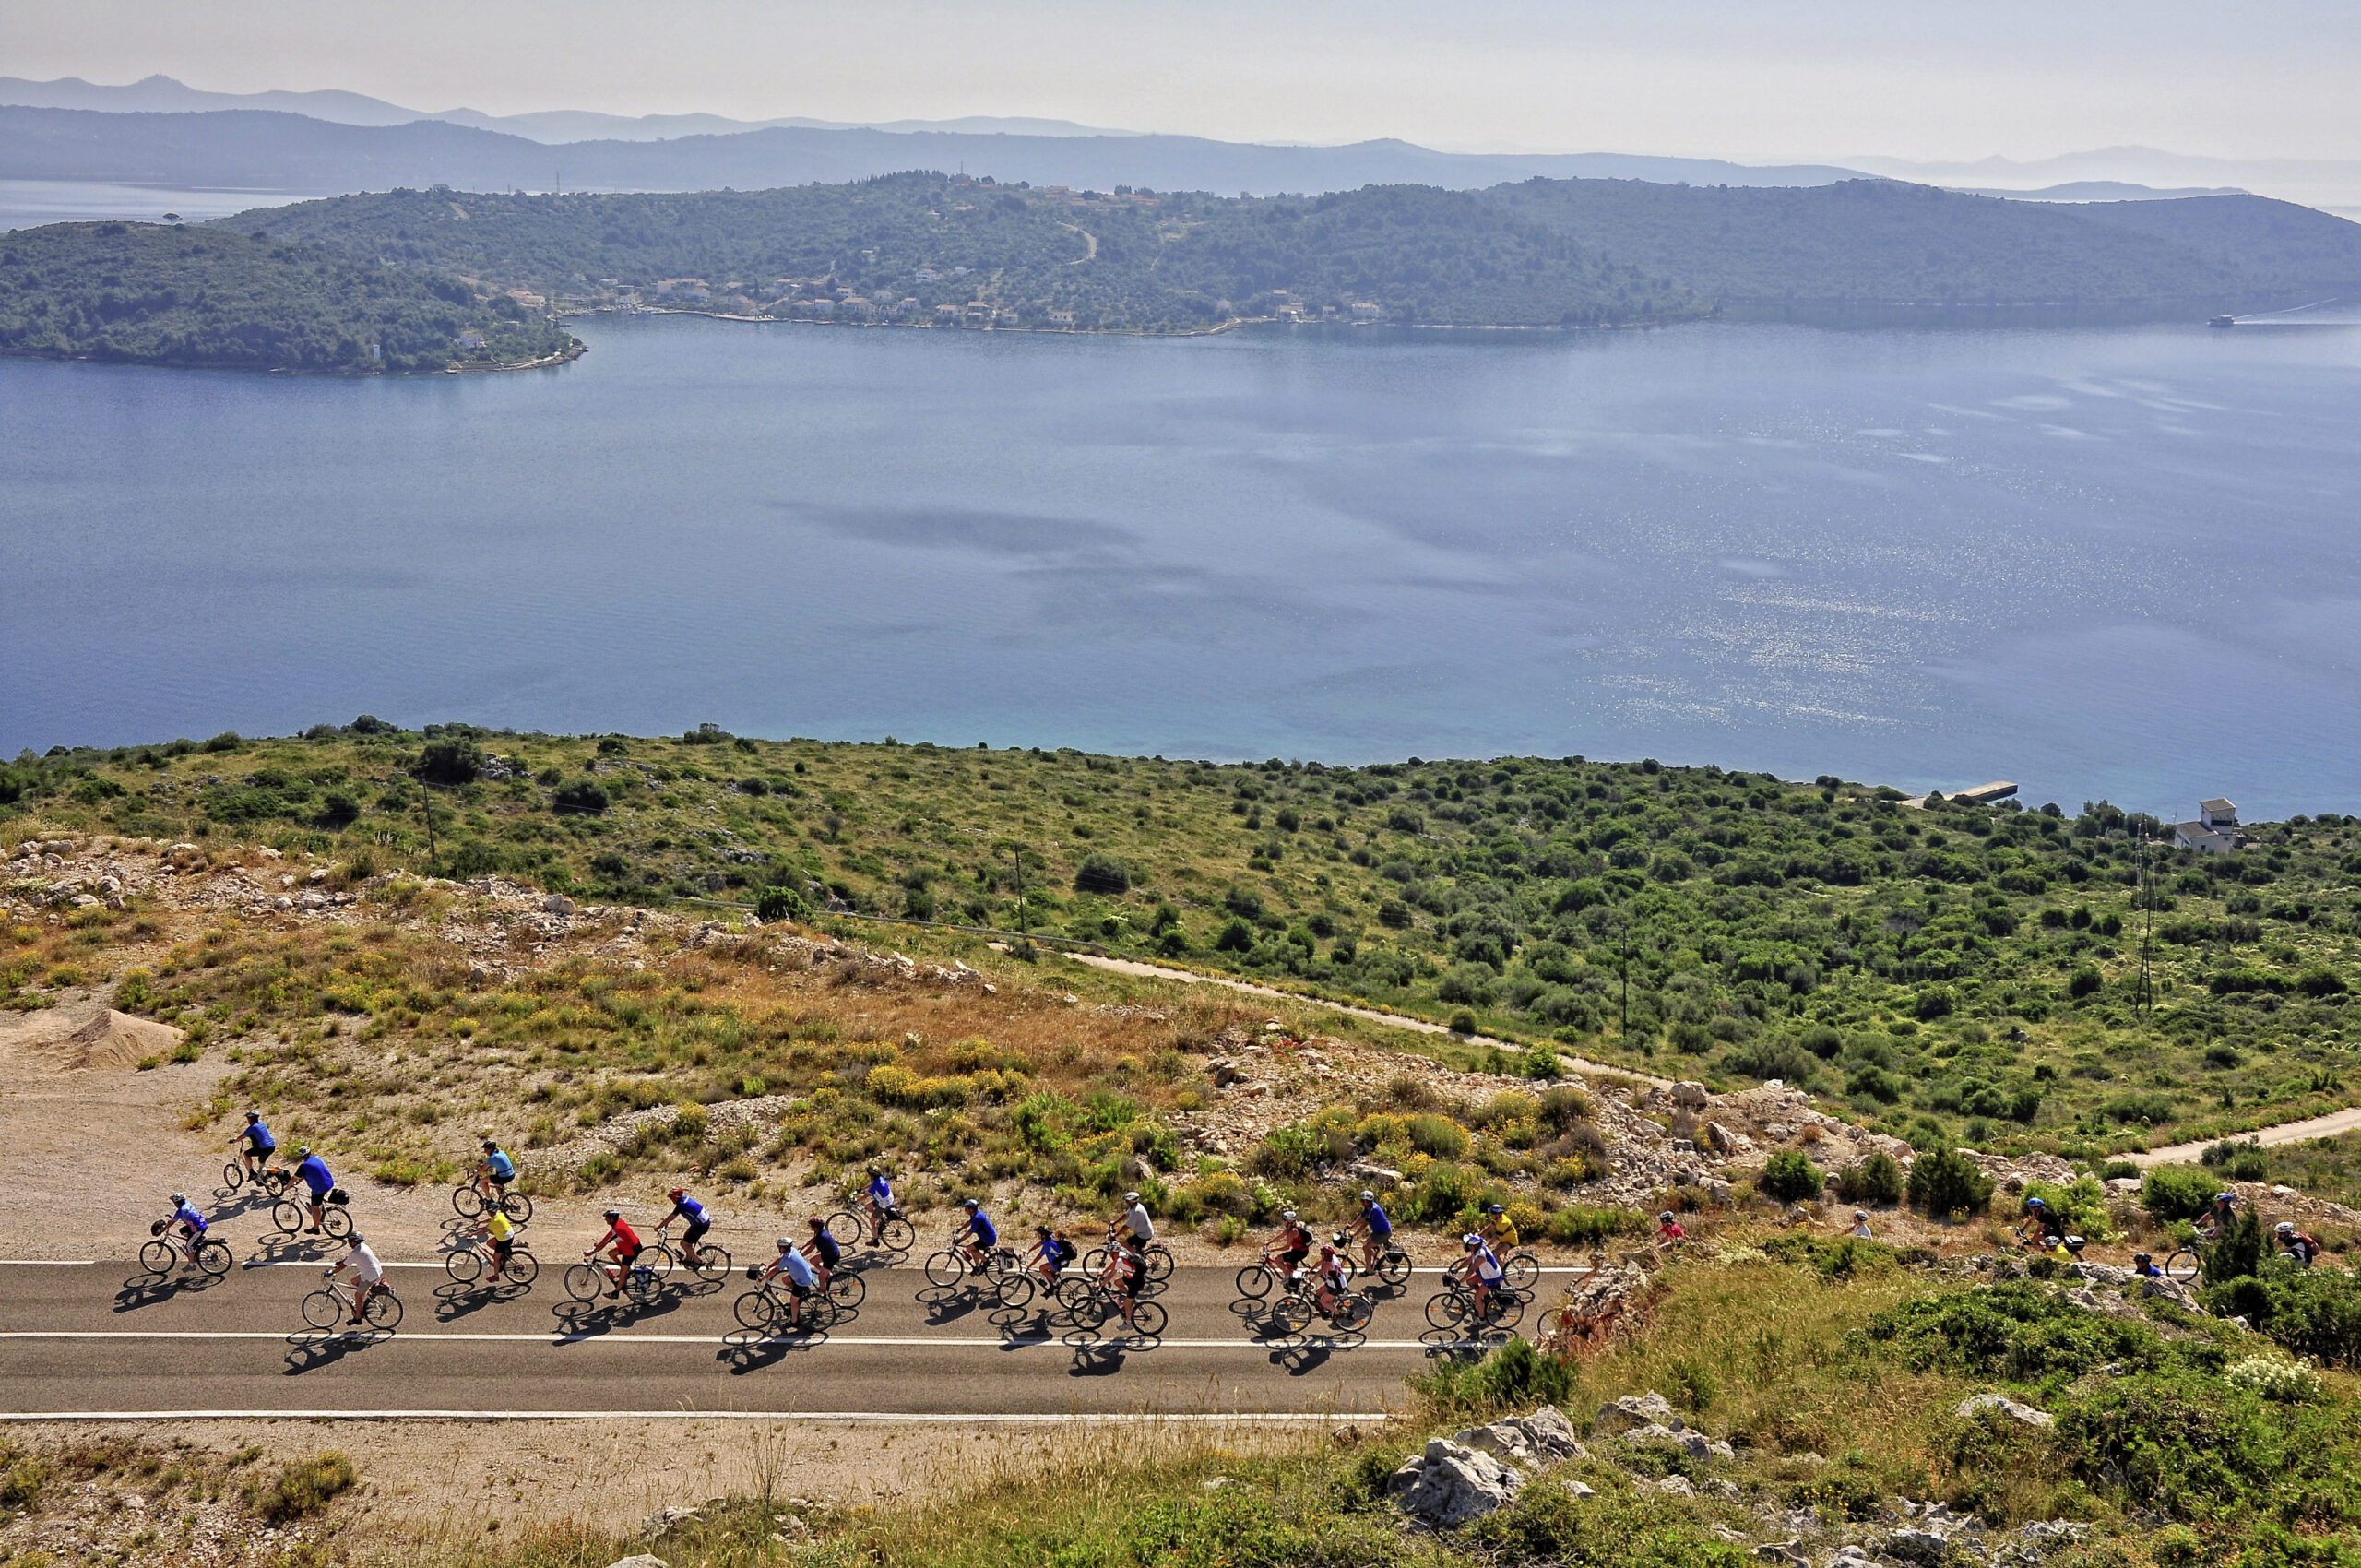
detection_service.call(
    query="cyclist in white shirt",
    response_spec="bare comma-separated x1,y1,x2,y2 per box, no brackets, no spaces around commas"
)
1118,1191,1154,1244
327,1231,387,1325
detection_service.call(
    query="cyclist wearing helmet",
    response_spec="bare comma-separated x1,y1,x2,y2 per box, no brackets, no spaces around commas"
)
1029,1224,1075,1286
2276,1220,2324,1268
1117,1191,1154,1244
2131,1252,2162,1278
233,1111,276,1177
1348,1190,1394,1273
661,1187,712,1266
1656,1209,1687,1243
1109,1232,1148,1332
293,1146,335,1234
2023,1194,2067,1244
862,1167,897,1243
803,1216,842,1294
761,1235,818,1331
1269,1209,1312,1284
1846,1209,1873,1241
586,1208,642,1299
1311,1241,1351,1319
2201,1192,2238,1238
471,1140,517,1208
953,1198,997,1270
161,1192,208,1273
1477,1203,1515,1251
327,1229,386,1325
1464,1232,1505,1321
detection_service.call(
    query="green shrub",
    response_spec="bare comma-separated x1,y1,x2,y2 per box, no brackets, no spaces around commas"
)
2213,1262,2361,1367
2142,1165,2221,1222
1546,1206,1650,1247
413,739,483,785
0,1456,46,1508
1462,1477,1750,1568
1213,918,1255,952
245,1452,356,1522
550,778,609,814
1251,1123,1324,1179
1907,1147,1994,1219
1760,1149,1825,1203
1859,1281,2161,1378
1447,1007,1480,1035
2224,1355,2322,1402
2203,1209,2267,1286
754,886,808,922
2024,1175,2114,1241
1761,1233,1896,1280
1407,1114,1468,1158
1410,1334,1573,1419
1832,1151,1904,1205
1072,853,1132,895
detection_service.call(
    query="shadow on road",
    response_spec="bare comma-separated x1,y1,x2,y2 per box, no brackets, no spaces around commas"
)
112,1270,225,1313
432,1278,532,1323
718,1325,829,1374
283,1326,392,1373
244,1229,337,1268
914,1285,991,1326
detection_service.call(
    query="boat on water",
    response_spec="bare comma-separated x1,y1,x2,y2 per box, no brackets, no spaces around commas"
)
2208,315,2237,327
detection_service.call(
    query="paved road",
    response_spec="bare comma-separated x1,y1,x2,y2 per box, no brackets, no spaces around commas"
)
0,1251,1533,1418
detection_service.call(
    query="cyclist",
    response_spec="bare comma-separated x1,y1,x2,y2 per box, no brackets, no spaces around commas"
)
586,1208,643,1299
1117,1191,1154,1242
1311,1241,1351,1321
2131,1252,2163,1279
662,1188,714,1269
481,1206,520,1283
1349,1190,1394,1273
326,1230,386,1326
1846,1209,1873,1241
953,1198,998,1271
294,1146,335,1234
1463,1232,1506,1322
472,1140,518,1208
2276,1221,2324,1267
1478,1203,1516,1250
163,1192,208,1273
760,1235,819,1331
2200,1192,2238,1238
1029,1225,1075,1287
233,1111,276,1178
1108,1232,1147,1332
1269,1209,1312,1286
862,1167,897,1243
2023,1195,2067,1246
1656,1210,1687,1244
803,1216,842,1294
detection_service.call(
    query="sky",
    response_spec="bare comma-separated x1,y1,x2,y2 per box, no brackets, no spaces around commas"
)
5,0,2357,162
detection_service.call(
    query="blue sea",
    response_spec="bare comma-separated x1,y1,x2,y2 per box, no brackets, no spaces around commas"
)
3,310,2356,817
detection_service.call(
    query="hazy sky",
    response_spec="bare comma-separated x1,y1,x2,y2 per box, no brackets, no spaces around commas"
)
7,0,2357,161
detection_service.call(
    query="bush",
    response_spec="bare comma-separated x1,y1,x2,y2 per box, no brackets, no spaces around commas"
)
1861,1280,2161,1378
551,778,609,814
1072,853,1131,895
2202,1209,2266,1286
1760,1149,1826,1203
2224,1355,2322,1402
413,738,483,785
1907,1146,1994,1219
2024,1175,2114,1241
0,1457,46,1508
2141,1165,2220,1223
1407,1114,1468,1159
1832,1151,1904,1206
1439,963,1499,1005
1547,1206,1649,1247
1411,1333,1573,1419
754,886,808,922
246,1452,356,1522
2213,1257,2361,1366
1213,919,1254,953
1447,1008,1479,1036
1724,1037,1820,1085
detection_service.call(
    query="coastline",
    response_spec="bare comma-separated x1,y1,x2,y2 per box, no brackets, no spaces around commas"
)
571,303,1706,338
0,331,585,378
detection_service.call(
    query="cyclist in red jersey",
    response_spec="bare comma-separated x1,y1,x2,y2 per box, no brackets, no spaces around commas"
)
586,1208,643,1298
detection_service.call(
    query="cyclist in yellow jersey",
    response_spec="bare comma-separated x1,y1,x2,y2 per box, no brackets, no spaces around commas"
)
484,1208,518,1282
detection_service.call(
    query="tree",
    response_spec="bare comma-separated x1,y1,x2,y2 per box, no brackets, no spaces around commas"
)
1907,1147,1994,1219
1760,1150,1825,1203
414,739,483,785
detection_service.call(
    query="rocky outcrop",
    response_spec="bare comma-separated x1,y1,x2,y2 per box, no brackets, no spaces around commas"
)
1955,1394,2053,1428
1386,1438,1524,1527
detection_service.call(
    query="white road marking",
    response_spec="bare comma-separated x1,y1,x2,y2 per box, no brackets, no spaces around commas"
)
0,1261,96,1267
0,1330,1458,1349
0,1409,1382,1423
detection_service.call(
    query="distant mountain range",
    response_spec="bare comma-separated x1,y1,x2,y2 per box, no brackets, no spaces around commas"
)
1855,147,2361,216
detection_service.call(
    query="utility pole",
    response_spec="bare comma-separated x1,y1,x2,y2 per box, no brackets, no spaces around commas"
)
415,775,439,873
2135,826,2156,1021
1619,910,1633,1039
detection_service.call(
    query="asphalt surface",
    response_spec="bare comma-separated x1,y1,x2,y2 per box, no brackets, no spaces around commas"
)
0,1239,1536,1418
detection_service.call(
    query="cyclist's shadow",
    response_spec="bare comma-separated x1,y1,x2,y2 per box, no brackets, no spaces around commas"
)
718,1325,826,1374
432,1280,528,1324
1065,1335,1134,1376
246,1230,336,1268
915,1285,986,1327
1418,1325,1511,1360
550,1289,682,1337
112,1271,220,1312
283,1328,388,1373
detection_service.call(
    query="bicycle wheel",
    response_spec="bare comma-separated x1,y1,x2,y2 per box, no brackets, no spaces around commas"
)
301,1289,344,1330
995,1272,1037,1310
564,1263,604,1301
363,1289,403,1329
502,1250,540,1287
1272,1295,1313,1334
825,1210,863,1246
1426,1291,1471,1331
259,1169,291,1199
877,1215,914,1253
2165,1247,2201,1283
1125,1299,1167,1338
1483,1292,1525,1330
1377,1248,1413,1287
734,1289,780,1332
195,1239,233,1277
1082,1247,1109,1277
321,1206,353,1241
138,1239,176,1276
984,1247,1022,1282
1335,1293,1375,1332
1235,1263,1275,1300
923,1251,967,1289
688,1244,732,1282
499,1190,534,1225
452,1183,486,1218
801,1290,841,1331
222,1161,245,1191
624,1263,665,1303
271,1199,305,1235
1144,1244,1174,1283
1504,1252,1540,1291
445,1247,484,1285
1054,1274,1098,1315
828,1270,866,1308
637,1247,674,1286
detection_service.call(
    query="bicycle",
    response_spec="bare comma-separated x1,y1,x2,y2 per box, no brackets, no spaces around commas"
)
1083,1236,1174,1286
452,1178,533,1224
272,1194,353,1240
1426,1281,1524,1333
1232,1250,1309,1301
564,1249,666,1305
1054,1274,1168,1339
445,1230,539,1288
651,1224,732,1284
1271,1278,1375,1335
222,1157,291,1198
303,1275,401,1331
923,1239,1019,1292
2161,1244,2202,1283
1355,1240,1415,1289
141,1221,231,1279
734,1276,838,1335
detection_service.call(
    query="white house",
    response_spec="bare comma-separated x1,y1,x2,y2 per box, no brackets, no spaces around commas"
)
2174,798,2244,855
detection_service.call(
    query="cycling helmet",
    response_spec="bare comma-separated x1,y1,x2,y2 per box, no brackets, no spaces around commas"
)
2133,1253,2153,1263
777,1236,793,1251
1281,1209,1297,1221
1319,1243,1335,1257
1488,1204,1504,1215
170,1193,187,1205
295,1146,311,1158
1659,1210,1675,1222
2025,1195,2047,1208
2277,1221,2296,1234
1359,1190,1376,1203
2216,1192,2237,1205
244,1111,261,1123
1036,1225,1053,1237
961,1197,980,1210
1854,1210,1868,1221
1123,1191,1140,1204
1462,1233,1481,1248
345,1231,363,1244
668,1187,686,1201
602,1209,621,1220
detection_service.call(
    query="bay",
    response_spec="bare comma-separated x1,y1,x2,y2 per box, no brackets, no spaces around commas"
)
2,312,2356,817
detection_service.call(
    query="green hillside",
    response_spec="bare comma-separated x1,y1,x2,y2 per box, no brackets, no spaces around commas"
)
2069,193,2361,291
226,175,1706,330
8,725,2355,1162
1483,177,2264,306
0,220,577,372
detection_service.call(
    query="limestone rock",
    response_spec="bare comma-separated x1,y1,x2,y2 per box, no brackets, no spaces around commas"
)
1671,1081,1711,1111
1595,1391,1677,1434
2139,1277,2203,1313
1955,1394,2052,1428
1387,1438,1522,1528
607,1557,669,1568
642,1507,701,1540
1517,1404,1586,1460
1562,1479,1597,1500
1653,1474,1696,1498
1887,1527,1952,1562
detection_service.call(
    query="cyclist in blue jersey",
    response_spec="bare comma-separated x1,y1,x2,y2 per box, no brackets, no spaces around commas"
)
1028,1225,1075,1287
1349,1189,1393,1273
954,1198,997,1270
862,1168,896,1242
294,1146,335,1233
164,1192,208,1273
233,1111,276,1178
470,1140,517,1210
663,1188,714,1269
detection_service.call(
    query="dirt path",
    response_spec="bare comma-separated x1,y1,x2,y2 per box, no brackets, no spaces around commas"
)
2128,1104,2361,1167
1060,953,1670,1089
